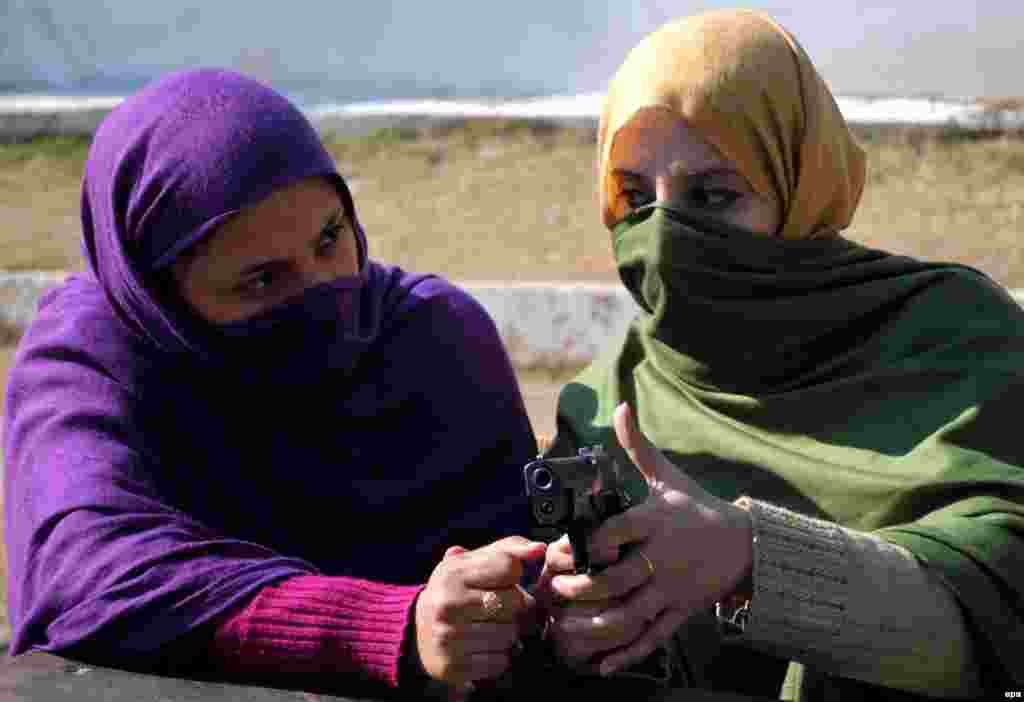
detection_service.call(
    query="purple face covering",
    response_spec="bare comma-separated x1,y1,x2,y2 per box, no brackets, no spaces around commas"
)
4,69,535,666
211,233,374,380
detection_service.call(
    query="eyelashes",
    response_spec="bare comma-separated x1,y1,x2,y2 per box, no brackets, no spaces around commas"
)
316,222,343,256
622,188,655,209
689,187,741,209
236,214,352,297
619,185,742,214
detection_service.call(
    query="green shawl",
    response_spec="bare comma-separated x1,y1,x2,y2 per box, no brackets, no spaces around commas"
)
553,205,1024,698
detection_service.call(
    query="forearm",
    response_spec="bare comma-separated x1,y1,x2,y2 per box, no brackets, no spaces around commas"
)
209,575,424,689
734,499,982,698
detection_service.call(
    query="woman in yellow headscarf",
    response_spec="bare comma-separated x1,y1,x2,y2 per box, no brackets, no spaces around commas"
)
539,9,1024,700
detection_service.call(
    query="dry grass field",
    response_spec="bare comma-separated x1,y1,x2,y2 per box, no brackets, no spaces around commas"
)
3,122,1024,285
2,122,1024,647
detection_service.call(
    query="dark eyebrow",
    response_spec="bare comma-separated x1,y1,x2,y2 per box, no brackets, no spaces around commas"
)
611,166,741,182
668,165,741,182
611,168,648,181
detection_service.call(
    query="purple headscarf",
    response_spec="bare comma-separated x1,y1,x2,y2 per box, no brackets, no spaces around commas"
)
4,69,535,664
79,68,370,361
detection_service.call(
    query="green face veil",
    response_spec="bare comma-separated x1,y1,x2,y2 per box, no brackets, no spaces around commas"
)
611,203,928,395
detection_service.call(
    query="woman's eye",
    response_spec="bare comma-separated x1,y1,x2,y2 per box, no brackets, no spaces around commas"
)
241,270,277,294
316,224,343,256
688,187,740,210
623,189,654,210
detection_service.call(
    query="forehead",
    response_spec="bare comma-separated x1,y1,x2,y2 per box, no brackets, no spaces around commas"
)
608,107,726,175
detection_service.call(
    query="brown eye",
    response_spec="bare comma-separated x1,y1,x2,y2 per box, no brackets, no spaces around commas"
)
316,225,341,256
687,186,740,211
241,270,277,294
623,188,654,210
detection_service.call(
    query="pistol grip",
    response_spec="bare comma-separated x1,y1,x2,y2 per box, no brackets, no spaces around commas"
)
568,521,593,575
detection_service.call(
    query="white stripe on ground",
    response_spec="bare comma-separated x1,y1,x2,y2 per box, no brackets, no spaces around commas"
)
2,93,1022,140
4,271,1024,368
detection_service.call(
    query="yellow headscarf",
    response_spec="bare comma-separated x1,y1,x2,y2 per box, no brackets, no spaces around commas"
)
598,9,866,240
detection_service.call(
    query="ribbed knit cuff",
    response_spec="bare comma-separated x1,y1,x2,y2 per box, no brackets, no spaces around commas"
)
212,575,424,688
735,500,982,697
741,500,850,660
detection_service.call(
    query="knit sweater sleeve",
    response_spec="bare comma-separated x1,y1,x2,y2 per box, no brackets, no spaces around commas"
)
735,499,983,699
207,575,424,689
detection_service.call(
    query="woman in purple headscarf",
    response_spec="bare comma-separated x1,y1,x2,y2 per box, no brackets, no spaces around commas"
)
3,69,546,697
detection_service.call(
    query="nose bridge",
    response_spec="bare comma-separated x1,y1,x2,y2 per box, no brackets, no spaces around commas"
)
655,169,680,203
657,152,699,201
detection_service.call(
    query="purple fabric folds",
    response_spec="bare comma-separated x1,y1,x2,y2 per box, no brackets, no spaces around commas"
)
3,69,535,665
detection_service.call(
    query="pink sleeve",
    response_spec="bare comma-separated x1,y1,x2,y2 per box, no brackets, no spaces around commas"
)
208,575,424,688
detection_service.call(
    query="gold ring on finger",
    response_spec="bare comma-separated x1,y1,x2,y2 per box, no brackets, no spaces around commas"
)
638,549,656,579
481,590,505,621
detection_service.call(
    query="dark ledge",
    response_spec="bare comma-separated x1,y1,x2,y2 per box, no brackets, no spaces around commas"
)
0,651,767,701
0,652,388,701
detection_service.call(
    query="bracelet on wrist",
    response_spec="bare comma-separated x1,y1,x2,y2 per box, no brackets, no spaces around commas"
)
716,496,755,638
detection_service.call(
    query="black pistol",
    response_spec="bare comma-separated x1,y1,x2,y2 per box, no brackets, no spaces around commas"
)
523,445,633,575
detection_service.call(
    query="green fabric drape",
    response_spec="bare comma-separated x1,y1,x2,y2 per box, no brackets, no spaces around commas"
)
553,205,1024,698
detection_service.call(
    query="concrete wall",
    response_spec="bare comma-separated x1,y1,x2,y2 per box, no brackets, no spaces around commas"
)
0,97,120,141
0,271,65,339
3,271,1024,368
